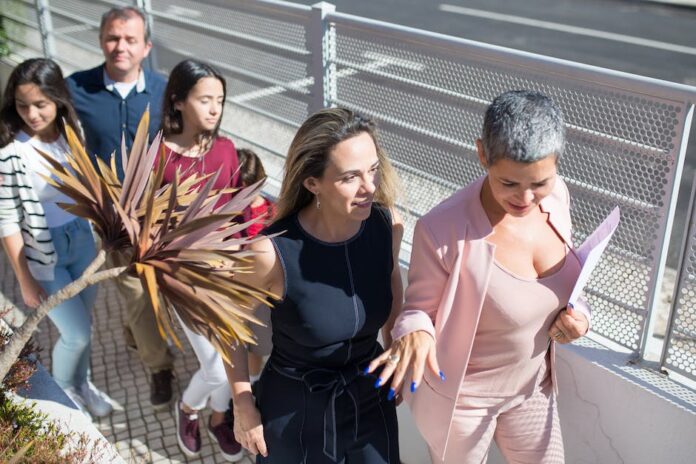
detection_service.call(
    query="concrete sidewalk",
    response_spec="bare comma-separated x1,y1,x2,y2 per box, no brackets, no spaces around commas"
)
1,252,255,464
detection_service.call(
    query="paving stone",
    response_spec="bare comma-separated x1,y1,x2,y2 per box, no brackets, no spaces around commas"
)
2,236,248,463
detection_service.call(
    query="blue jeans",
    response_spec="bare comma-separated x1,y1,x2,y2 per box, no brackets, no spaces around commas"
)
37,218,98,389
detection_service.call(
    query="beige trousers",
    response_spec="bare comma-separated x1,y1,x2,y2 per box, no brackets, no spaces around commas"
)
430,378,564,464
109,251,174,372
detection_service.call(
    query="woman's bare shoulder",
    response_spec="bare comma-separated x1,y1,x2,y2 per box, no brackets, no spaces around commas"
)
241,235,283,294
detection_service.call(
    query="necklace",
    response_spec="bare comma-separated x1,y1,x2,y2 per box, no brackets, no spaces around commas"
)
171,145,206,176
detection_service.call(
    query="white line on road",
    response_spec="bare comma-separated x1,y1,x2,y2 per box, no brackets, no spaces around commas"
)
231,52,425,103
439,4,696,56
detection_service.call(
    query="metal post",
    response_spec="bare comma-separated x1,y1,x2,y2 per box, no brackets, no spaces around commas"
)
307,2,336,113
640,103,696,361
135,0,158,71
34,0,55,59
660,136,696,369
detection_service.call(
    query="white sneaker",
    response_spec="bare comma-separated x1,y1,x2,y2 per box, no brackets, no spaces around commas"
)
63,386,92,421
77,380,114,418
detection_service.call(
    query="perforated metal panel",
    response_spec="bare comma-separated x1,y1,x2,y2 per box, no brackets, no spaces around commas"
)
328,15,695,351
47,0,126,68
664,185,696,381
149,0,313,128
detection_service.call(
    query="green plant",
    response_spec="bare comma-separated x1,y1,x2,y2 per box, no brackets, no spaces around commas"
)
0,12,12,58
0,333,36,400
0,321,105,462
0,396,106,463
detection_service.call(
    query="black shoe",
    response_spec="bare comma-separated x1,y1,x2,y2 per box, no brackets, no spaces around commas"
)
123,327,138,353
151,369,173,411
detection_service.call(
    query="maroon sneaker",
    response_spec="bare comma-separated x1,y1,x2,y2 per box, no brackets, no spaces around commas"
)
175,401,201,458
208,411,244,462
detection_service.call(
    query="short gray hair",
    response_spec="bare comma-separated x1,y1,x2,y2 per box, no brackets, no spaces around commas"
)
481,90,565,165
99,6,150,43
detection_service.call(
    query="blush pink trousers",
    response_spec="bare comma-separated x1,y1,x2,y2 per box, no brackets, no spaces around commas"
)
429,378,564,464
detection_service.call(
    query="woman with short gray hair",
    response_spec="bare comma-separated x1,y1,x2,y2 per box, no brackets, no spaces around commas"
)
367,90,591,463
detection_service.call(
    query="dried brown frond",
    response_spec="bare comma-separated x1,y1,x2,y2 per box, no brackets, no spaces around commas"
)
39,110,276,364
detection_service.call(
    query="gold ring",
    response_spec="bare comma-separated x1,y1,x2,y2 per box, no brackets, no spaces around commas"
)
553,332,563,339
387,354,401,364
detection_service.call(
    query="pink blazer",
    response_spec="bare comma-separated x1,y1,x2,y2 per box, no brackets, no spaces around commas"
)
391,175,591,459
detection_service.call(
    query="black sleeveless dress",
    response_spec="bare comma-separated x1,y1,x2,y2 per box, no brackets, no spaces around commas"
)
255,204,400,464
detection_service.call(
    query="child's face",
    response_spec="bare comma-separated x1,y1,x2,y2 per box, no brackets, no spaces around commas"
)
15,83,58,139
175,77,225,134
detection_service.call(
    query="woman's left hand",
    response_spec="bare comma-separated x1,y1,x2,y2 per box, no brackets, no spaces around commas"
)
548,305,588,344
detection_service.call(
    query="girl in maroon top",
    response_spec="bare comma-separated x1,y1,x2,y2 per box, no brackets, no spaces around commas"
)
238,148,276,238
160,59,243,462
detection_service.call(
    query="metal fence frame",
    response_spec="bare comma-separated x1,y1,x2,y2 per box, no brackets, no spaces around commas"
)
3,0,696,383
662,175,696,379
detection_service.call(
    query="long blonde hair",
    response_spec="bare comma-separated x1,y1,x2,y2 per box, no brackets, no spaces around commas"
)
274,108,399,222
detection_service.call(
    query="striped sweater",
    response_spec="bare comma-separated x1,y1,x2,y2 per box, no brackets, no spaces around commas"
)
0,136,59,280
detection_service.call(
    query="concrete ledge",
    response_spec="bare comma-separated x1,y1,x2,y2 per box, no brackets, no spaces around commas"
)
13,363,123,463
555,338,696,464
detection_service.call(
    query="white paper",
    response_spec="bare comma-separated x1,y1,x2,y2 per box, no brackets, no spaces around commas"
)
568,206,620,306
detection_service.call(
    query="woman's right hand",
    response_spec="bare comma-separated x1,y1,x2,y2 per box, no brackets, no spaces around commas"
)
19,276,47,309
366,330,442,398
233,400,268,457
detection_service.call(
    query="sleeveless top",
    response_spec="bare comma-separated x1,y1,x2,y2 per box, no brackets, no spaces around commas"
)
262,205,393,371
460,247,581,397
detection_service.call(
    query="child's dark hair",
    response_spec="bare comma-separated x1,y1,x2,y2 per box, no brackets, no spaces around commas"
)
0,58,83,148
161,59,226,141
237,148,266,187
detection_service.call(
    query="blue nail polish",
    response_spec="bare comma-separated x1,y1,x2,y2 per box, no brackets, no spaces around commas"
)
387,388,396,400
410,381,417,393
439,371,446,382
362,366,370,375
374,378,382,388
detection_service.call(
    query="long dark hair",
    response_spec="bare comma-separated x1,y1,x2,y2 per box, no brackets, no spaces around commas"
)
161,59,226,148
0,58,83,148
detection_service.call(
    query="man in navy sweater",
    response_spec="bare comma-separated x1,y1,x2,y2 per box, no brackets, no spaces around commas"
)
66,6,174,411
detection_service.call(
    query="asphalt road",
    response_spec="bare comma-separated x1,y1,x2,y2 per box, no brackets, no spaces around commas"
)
295,0,696,86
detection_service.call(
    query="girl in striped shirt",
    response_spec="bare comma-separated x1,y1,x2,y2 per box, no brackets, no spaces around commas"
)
0,58,112,420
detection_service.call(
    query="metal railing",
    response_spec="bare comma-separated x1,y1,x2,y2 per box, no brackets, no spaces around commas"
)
662,178,696,380
2,0,696,383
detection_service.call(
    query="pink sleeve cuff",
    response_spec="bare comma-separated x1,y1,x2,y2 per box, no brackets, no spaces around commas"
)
391,309,436,342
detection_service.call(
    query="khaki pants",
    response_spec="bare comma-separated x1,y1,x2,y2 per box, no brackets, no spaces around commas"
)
109,251,173,372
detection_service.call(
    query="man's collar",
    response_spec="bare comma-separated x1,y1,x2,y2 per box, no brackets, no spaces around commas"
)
102,66,147,93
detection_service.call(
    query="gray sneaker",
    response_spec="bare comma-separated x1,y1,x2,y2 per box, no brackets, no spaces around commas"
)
63,386,92,421
77,380,114,418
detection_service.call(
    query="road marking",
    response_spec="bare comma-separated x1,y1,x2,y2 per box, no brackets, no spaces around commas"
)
165,5,202,18
231,52,425,104
439,4,696,56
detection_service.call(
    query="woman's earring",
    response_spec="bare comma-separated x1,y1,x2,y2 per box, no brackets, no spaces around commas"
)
316,194,321,210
